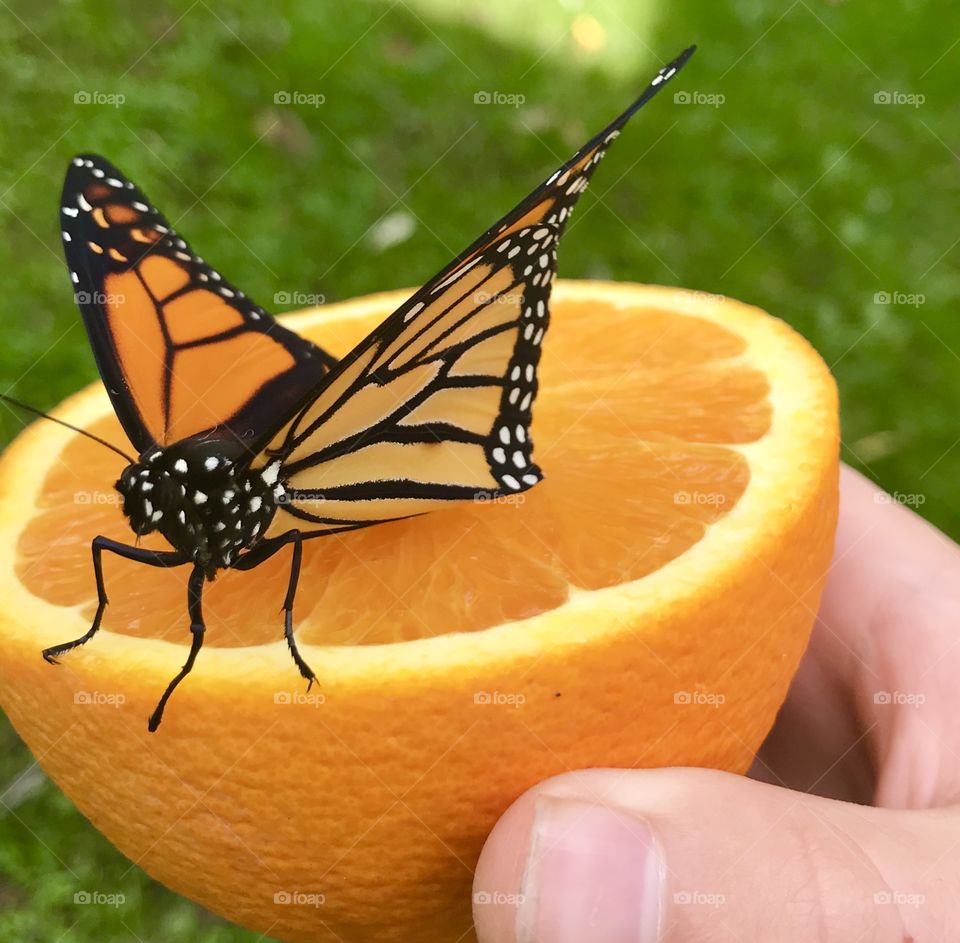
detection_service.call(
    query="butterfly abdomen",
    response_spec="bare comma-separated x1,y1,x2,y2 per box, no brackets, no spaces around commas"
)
116,442,286,574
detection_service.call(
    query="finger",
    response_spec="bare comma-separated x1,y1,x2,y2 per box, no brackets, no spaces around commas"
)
474,767,957,943
760,466,960,806
819,465,960,659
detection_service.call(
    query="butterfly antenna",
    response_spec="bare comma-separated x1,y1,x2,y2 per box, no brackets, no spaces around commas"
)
0,392,136,464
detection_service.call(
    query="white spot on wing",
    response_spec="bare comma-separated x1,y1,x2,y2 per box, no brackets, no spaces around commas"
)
261,461,281,486
403,301,425,323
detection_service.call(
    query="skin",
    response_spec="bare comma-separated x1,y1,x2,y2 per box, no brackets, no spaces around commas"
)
473,465,960,942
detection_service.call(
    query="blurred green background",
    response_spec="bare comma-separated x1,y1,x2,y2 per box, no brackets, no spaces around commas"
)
0,0,957,939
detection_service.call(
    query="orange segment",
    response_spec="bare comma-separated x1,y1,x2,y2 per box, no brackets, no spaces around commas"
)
0,282,839,943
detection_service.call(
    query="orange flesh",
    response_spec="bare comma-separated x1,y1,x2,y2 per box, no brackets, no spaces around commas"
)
16,299,768,646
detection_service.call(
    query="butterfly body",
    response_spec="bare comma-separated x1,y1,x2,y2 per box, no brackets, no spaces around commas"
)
116,441,281,576
39,46,696,729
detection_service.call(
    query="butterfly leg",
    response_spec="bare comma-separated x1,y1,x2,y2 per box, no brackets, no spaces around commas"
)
42,536,187,663
233,530,316,688
148,564,206,732
280,531,317,689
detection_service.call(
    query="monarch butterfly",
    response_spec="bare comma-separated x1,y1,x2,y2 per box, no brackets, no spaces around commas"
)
38,46,694,730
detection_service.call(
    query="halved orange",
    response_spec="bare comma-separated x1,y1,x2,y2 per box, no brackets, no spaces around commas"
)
0,282,838,943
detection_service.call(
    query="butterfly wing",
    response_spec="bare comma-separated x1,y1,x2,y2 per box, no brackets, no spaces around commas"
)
60,156,337,456
267,47,695,533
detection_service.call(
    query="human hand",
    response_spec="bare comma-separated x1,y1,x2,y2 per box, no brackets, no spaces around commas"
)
473,465,960,942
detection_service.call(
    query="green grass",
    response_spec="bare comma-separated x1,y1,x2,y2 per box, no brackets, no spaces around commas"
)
1,0,958,939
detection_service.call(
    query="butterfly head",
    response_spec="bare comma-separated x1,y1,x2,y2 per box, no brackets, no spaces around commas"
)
115,440,284,574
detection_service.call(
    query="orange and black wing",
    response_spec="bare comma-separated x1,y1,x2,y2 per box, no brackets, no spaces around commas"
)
267,47,695,532
61,155,337,455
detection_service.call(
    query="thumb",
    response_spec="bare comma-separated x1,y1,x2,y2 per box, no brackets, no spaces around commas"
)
472,768,956,942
